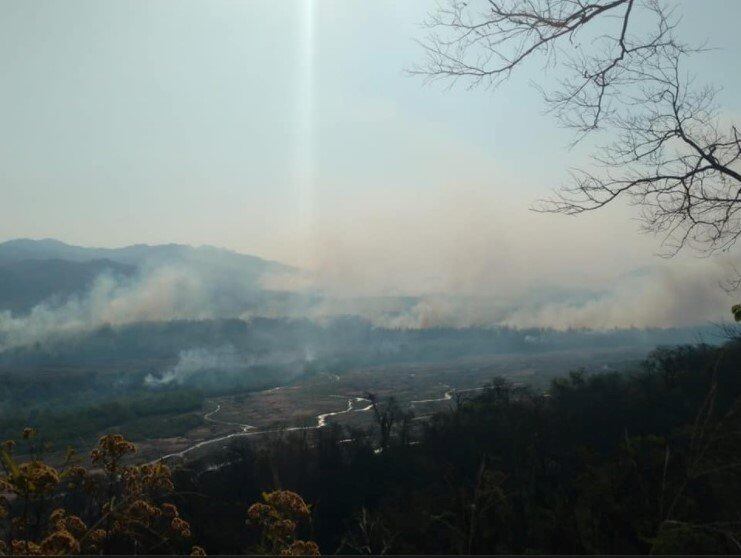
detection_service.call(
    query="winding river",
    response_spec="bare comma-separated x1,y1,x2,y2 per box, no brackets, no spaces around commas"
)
203,404,255,432
157,386,483,464
158,395,373,462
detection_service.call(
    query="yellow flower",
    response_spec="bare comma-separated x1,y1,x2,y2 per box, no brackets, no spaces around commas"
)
263,490,311,519
128,499,159,520
247,502,272,523
87,528,107,545
18,461,60,494
162,502,179,518
48,508,67,530
140,461,174,491
11,539,42,555
65,515,87,536
39,530,80,555
281,540,320,556
171,516,192,538
91,434,137,471
268,518,297,540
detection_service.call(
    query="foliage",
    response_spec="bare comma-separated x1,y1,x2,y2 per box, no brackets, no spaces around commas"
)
0,430,322,556
0,388,205,446
246,490,319,556
3,338,741,554
171,338,741,554
0,431,201,555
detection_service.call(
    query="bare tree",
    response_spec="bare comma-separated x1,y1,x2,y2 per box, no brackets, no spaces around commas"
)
365,392,413,451
411,0,741,256
339,507,398,555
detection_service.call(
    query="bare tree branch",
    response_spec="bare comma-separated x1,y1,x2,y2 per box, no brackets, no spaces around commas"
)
411,0,741,255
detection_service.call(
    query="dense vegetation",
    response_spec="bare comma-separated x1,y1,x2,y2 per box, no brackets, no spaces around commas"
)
168,337,741,554
0,316,713,452
3,337,740,554
0,388,205,446
0,431,318,555
1,317,714,369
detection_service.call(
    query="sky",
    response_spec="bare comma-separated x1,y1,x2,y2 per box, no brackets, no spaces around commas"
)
1,0,741,305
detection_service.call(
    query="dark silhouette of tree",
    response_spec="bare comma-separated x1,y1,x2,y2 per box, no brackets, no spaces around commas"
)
338,507,397,555
156,338,741,554
365,393,413,452
412,0,741,256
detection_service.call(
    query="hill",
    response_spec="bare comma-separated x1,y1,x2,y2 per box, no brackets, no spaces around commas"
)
0,258,135,314
0,238,295,315
0,238,292,273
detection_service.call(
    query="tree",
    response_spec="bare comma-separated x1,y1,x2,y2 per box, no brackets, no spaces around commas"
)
246,490,319,556
412,0,741,256
0,430,198,556
0,429,319,556
364,393,413,452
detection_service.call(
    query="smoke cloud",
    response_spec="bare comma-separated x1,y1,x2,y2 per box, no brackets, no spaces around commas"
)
0,248,736,354
144,344,314,387
502,263,736,330
0,263,254,351
144,345,244,386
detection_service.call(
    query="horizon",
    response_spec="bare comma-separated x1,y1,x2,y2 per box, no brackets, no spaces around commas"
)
2,1,741,306
0,235,736,333
2,3,741,554
2,1,741,327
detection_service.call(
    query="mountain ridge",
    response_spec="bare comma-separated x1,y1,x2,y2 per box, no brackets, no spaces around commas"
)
0,238,294,272
0,238,297,316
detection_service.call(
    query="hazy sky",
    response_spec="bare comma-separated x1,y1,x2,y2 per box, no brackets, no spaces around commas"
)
1,0,740,299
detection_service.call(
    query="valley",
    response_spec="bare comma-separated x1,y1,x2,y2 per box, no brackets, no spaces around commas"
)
131,345,649,465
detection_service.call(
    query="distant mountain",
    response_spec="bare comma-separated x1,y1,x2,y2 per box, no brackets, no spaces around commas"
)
0,238,293,274
0,239,297,315
0,258,135,314
0,238,94,264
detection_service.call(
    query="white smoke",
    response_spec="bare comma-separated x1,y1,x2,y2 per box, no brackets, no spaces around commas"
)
0,255,737,354
144,345,243,386
501,262,736,330
369,261,734,330
0,263,249,351
257,260,737,331
144,345,314,387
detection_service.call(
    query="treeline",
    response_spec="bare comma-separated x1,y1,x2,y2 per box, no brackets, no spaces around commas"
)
171,337,741,554
0,388,205,446
1,316,712,369
0,316,714,449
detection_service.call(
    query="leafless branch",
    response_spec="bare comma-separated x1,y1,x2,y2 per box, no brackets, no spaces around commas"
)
412,0,740,255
